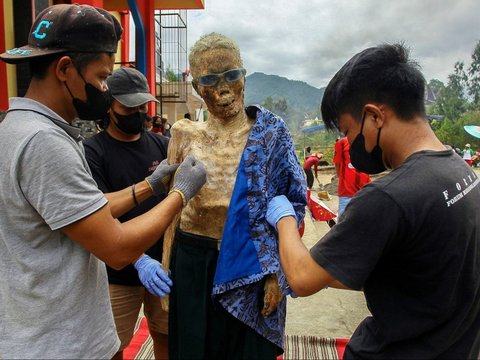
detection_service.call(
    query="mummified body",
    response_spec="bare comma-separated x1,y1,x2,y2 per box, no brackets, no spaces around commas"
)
162,33,285,358
163,33,281,316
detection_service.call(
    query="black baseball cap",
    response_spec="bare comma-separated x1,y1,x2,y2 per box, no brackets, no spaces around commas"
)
107,67,159,107
0,4,123,64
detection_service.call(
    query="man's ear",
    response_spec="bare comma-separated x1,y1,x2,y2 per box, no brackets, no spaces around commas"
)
364,103,385,129
55,56,74,82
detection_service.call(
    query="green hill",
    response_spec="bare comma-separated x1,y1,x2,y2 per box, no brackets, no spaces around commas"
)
244,72,325,130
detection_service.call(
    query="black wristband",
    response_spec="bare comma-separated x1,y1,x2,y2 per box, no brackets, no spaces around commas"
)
132,184,139,206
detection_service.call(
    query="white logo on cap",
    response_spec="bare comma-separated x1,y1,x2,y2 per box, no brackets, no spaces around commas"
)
6,48,32,56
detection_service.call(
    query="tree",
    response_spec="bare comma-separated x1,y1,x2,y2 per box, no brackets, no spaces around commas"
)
467,40,480,109
273,97,288,120
428,79,445,96
261,96,291,127
262,96,274,111
165,67,178,82
435,111,480,149
433,41,480,121
431,40,480,147
432,62,468,122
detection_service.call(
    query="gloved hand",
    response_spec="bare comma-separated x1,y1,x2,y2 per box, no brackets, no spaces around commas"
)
266,195,296,230
170,154,207,206
134,254,172,297
145,159,180,195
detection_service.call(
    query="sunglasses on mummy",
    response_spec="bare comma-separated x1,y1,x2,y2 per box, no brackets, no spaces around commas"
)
196,68,246,87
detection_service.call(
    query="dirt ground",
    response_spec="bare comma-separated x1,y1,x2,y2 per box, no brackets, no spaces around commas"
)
285,168,371,338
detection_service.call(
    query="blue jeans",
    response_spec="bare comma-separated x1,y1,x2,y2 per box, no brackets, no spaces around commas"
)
338,196,352,217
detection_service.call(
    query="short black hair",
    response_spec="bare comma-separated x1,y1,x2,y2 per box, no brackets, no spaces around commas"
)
321,43,426,131
29,52,111,79
29,54,62,79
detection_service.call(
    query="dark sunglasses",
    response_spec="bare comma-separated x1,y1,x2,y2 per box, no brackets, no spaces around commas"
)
196,68,246,87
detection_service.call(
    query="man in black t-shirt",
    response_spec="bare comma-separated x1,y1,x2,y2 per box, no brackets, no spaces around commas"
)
84,67,171,359
265,44,480,359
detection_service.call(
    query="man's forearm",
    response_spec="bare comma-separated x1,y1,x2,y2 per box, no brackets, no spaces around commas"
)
106,191,184,269
62,191,183,270
105,180,153,218
277,217,335,296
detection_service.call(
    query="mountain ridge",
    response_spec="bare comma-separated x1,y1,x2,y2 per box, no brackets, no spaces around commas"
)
244,72,325,129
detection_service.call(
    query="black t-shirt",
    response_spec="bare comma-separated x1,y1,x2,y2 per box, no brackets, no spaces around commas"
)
310,150,480,359
83,130,169,286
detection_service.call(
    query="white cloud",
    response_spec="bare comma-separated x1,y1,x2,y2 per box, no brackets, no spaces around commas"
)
187,0,480,88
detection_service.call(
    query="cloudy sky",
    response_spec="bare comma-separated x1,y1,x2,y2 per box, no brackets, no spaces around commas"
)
186,0,480,89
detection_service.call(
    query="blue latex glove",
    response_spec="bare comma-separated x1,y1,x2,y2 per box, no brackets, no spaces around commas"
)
134,254,172,297
266,195,296,230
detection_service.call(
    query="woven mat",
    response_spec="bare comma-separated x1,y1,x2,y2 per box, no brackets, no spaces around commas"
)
284,334,348,360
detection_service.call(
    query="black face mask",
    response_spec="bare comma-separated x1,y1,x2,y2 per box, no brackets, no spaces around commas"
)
64,71,111,121
350,113,387,174
113,111,146,135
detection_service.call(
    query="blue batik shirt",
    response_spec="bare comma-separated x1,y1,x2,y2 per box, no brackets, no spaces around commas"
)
212,105,307,350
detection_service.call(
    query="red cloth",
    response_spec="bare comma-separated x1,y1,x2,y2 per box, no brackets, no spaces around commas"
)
123,317,151,359
336,338,349,359
307,188,336,221
333,138,370,197
303,155,319,170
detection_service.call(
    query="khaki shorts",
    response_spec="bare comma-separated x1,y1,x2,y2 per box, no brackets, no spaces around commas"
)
109,284,168,351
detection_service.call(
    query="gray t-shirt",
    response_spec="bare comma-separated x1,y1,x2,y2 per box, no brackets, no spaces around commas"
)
0,98,120,358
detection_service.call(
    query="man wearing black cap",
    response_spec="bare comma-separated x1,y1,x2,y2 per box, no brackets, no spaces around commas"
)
0,4,206,359
84,67,170,359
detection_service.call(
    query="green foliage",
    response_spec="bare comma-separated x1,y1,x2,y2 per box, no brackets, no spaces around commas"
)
435,111,480,149
433,84,468,121
433,40,480,118
165,67,178,82
292,128,339,165
245,72,324,130
467,41,480,107
428,79,445,96
431,40,480,149
432,62,469,121
261,96,288,122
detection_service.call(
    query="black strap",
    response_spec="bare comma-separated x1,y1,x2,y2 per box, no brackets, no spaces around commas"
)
7,108,84,142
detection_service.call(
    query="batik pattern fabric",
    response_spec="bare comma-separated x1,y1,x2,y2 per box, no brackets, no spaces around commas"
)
212,105,307,349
